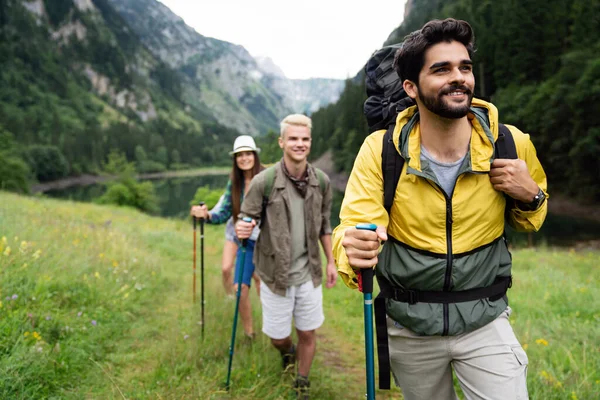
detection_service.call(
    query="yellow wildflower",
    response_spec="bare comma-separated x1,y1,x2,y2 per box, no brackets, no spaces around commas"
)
32,250,41,259
99,253,104,258
94,272,100,279
19,241,28,254
0,301,2,308
112,260,119,267
123,292,129,299
3,247,11,256
522,343,528,350
32,331,41,341
571,392,578,400
1,236,6,244
535,338,549,346
24,332,30,337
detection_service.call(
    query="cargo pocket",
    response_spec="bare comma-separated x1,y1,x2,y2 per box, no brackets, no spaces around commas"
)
511,345,529,400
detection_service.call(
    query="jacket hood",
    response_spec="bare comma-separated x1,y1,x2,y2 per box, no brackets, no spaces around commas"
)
392,98,499,173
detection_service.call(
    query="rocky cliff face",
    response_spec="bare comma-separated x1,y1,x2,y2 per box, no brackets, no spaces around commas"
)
108,0,344,134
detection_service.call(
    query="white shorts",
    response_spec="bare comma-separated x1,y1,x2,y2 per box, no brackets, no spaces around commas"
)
260,280,324,340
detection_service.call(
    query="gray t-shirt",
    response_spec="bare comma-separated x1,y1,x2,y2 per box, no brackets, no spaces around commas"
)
420,145,466,197
287,186,311,286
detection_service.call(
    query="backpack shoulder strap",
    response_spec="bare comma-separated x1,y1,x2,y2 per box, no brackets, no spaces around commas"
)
495,124,518,159
382,124,404,215
263,165,276,198
314,168,327,195
261,165,277,227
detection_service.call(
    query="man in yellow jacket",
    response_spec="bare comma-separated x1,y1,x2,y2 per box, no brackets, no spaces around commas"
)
333,18,547,400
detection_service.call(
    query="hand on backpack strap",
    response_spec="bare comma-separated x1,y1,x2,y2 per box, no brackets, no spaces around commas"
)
489,159,539,203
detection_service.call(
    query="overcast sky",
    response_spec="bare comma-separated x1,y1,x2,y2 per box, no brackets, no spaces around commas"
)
157,0,406,80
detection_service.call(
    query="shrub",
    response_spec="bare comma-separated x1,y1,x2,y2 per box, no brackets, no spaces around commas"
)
97,179,159,214
23,145,70,182
189,186,222,209
136,160,167,174
0,152,31,194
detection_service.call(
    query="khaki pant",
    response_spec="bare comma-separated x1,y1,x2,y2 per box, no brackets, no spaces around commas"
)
387,307,529,400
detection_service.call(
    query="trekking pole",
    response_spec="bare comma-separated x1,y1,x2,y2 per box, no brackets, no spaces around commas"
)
199,202,206,338
192,209,198,305
225,217,252,391
356,223,377,400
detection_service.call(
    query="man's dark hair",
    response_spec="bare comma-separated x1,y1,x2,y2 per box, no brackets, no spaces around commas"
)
393,18,475,85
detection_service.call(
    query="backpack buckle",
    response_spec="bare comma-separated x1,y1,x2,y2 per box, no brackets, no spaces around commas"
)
393,288,418,305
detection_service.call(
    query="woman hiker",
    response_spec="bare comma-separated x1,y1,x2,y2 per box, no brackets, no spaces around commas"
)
191,135,263,338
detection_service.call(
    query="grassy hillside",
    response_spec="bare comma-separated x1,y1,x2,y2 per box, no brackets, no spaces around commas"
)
0,192,598,399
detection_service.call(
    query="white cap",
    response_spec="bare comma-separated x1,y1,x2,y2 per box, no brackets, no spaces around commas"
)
229,135,261,156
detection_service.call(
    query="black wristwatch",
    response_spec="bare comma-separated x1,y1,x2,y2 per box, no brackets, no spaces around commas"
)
517,187,546,211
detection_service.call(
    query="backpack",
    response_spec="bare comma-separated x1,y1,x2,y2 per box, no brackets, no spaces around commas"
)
363,44,518,391
260,164,327,227
364,44,518,215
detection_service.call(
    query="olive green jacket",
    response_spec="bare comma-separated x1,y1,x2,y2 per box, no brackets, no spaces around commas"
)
240,161,332,296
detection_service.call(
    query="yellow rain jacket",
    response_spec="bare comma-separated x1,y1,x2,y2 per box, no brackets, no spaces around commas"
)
332,99,548,335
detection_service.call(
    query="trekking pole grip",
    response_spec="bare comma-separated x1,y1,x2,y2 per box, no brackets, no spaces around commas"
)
356,223,377,293
198,201,205,222
240,217,252,247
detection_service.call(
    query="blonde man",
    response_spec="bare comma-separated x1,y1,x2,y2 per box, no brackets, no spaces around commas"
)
236,114,337,399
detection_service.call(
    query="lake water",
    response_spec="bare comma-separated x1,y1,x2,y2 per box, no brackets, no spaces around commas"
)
44,173,600,248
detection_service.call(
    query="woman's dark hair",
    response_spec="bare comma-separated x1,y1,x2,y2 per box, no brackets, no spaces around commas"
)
393,18,475,85
230,152,263,222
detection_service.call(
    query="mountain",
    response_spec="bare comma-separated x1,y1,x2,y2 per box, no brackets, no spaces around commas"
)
106,0,344,135
255,56,345,115
0,0,344,191
0,0,239,183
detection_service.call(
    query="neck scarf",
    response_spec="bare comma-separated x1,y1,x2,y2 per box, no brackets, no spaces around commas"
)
281,159,309,197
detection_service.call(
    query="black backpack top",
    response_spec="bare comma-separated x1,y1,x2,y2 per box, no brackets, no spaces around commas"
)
364,43,415,133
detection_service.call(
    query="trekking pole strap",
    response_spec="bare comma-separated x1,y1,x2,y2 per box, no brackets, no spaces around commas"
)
374,294,391,390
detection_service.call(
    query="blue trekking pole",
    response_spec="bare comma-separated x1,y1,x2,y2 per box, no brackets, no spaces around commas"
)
225,216,252,391
356,223,377,400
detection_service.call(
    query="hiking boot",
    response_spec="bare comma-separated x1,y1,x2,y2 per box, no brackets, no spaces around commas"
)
294,375,310,399
281,344,296,372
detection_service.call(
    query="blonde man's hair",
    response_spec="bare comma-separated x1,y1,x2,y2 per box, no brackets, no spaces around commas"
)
280,114,312,137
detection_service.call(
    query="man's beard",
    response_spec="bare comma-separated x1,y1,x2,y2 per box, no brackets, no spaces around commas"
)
419,85,473,119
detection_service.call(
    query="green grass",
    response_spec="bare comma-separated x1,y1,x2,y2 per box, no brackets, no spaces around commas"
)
0,191,598,399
